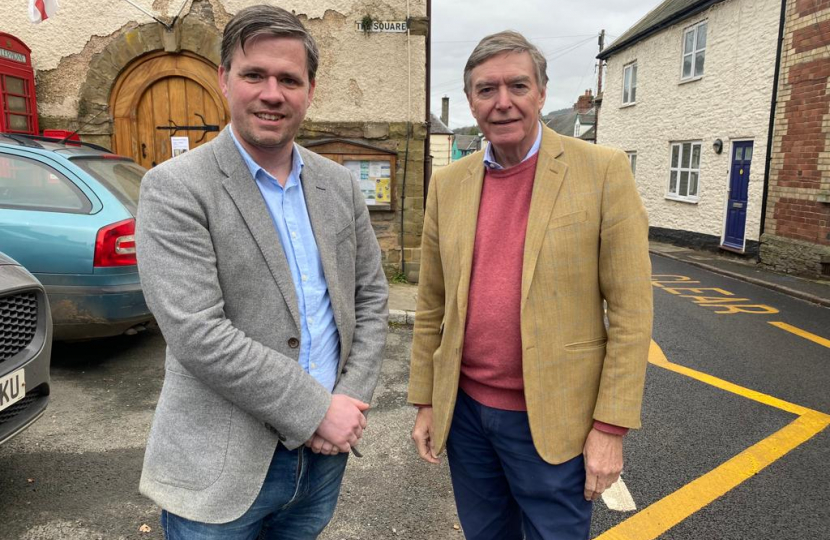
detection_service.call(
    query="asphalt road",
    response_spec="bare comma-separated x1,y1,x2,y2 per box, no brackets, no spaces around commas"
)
1,254,828,539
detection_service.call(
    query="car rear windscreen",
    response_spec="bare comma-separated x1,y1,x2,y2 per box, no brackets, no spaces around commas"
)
71,158,146,213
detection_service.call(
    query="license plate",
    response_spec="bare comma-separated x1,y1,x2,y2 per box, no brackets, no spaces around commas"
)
0,368,25,412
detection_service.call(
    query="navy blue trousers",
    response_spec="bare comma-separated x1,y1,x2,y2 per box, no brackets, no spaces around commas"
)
446,390,592,540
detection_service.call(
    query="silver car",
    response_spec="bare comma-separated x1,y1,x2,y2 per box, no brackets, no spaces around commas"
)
0,251,51,445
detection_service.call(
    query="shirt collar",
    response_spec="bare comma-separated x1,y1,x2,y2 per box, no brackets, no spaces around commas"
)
229,124,304,188
483,121,543,170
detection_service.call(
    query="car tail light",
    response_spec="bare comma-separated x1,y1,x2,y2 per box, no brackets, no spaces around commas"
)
94,218,137,267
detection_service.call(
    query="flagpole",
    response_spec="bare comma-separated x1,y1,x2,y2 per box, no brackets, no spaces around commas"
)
121,0,172,30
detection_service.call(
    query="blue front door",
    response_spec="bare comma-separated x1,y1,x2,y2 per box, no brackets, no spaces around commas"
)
723,141,753,249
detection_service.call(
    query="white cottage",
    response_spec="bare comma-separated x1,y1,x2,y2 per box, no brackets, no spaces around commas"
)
597,0,781,254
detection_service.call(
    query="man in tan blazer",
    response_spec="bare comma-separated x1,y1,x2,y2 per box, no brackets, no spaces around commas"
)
408,31,652,540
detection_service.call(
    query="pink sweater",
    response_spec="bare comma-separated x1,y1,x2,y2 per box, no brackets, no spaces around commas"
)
459,155,538,411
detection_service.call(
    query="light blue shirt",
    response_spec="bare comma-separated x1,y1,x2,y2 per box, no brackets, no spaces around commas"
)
483,121,543,170
230,127,339,392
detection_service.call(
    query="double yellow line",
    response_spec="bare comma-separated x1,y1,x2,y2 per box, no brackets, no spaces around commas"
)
596,341,830,540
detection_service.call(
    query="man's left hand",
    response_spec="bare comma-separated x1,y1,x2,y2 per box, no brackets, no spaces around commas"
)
582,427,624,501
305,434,348,455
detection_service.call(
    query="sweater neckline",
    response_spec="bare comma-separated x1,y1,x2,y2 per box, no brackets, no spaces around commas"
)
485,152,539,178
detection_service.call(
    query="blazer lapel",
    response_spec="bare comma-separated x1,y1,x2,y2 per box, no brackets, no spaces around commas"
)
521,127,567,308
214,128,301,330
456,158,485,321
298,149,343,333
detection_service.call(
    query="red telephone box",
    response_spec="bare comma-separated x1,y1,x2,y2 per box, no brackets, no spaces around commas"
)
0,32,38,135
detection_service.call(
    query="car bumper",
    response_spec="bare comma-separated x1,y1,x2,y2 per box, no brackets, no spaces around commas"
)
0,287,51,446
44,281,153,341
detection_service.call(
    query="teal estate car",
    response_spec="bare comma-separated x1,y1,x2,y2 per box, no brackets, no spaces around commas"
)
0,133,153,340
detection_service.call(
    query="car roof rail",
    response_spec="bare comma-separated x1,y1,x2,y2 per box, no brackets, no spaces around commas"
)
1,133,46,149
0,132,113,153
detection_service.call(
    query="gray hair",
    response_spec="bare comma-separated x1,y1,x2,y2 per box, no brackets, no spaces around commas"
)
463,31,548,96
220,5,320,82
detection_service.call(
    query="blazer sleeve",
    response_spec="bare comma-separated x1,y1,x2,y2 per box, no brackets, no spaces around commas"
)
407,169,445,405
331,171,389,403
136,165,332,450
594,149,653,429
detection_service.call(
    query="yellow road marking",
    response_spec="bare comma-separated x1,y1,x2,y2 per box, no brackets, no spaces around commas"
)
768,321,830,349
652,274,778,315
646,343,812,416
595,342,830,540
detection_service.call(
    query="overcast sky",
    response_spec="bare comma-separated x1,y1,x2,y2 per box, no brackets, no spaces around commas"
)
430,0,656,129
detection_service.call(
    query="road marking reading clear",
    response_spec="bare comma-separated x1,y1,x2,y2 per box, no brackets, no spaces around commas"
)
768,322,830,349
602,475,637,512
651,274,779,314
595,342,830,540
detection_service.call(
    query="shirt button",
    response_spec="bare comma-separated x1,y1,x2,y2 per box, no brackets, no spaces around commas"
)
288,338,300,348
302,275,308,282
308,317,314,324
291,231,298,239
311,363,317,369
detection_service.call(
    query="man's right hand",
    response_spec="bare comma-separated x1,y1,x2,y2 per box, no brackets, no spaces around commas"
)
314,394,369,453
411,406,440,464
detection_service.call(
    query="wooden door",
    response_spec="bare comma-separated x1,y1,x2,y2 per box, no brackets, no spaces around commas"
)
111,52,228,169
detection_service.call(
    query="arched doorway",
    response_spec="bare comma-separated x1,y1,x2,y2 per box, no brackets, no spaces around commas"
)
110,51,229,169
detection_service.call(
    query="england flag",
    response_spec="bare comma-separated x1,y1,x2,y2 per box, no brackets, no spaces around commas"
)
29,0,59,23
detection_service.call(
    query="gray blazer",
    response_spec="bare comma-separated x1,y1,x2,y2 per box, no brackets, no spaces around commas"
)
135,127,388,524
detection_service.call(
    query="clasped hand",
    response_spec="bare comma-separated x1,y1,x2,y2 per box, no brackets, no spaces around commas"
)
305,394,369,455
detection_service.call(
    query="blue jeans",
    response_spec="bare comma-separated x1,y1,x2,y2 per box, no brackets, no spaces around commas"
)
447,390,592,540
162,445,348,540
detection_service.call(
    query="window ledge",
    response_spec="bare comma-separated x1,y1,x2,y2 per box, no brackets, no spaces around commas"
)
620,102,636,109
665,195,700,204
679,75,703,85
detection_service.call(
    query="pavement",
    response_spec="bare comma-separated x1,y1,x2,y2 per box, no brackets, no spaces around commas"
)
388,241,830,321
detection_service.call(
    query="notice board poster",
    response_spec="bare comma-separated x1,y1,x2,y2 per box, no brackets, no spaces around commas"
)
344,159,392,207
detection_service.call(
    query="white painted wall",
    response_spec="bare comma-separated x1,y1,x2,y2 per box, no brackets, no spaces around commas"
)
6,0,426,123
597,0,779,243
430,133,453,168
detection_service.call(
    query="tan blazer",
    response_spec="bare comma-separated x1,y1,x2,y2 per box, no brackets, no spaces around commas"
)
408,126,653,465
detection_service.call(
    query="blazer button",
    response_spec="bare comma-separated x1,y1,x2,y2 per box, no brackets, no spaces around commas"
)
288,337,300,348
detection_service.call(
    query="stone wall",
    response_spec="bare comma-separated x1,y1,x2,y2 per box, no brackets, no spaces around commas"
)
762,0,830,278
297,121,426,281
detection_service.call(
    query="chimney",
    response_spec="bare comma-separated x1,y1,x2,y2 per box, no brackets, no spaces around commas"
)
575,89,594,113
441,96,449,127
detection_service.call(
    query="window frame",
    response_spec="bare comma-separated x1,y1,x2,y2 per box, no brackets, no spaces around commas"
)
626,151,637,177
1,75,36,134
666,141,701,203
622,62,637,105
681,21,708,81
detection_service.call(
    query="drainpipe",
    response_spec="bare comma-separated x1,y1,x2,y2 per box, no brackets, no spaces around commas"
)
424,0,432,202
760,0,788,238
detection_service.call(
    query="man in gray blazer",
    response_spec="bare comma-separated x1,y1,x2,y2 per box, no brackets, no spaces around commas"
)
135,5,388,539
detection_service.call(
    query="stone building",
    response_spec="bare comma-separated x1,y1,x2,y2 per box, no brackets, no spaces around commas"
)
8,0,428,280
597,0,780,256
762,0,830,277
